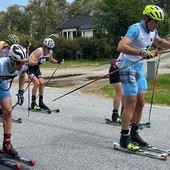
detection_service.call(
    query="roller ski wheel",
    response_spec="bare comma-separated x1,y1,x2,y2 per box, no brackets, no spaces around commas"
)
17,118,22,123
139,124,144,130
145,122,151,128
29,159,36,166
139,122,151,130
47,110,51,114
161,154,168,161
15,162,21,170
113,142,120,149
55,109,60,113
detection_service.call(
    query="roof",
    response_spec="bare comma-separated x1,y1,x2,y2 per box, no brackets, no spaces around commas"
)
57,16,96,30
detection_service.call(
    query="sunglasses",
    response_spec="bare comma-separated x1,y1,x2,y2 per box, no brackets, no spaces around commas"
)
15,61,26,66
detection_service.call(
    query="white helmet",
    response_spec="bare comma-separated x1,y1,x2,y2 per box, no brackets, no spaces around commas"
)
9,44,28,62
43,38,55,49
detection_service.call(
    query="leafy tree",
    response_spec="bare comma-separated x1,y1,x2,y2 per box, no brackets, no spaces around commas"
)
3,5,24,32
98,0,159,45
154,0,170,37
67,0,100,17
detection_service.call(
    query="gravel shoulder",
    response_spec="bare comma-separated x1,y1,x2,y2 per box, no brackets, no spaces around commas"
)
40,53,170,92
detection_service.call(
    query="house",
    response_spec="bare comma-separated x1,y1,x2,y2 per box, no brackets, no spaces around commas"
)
57,16,97,39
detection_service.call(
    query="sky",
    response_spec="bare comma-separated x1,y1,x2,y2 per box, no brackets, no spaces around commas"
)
0,0,74,11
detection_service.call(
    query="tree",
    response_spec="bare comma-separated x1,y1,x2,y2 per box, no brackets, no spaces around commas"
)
67,0,100,17
3,5,24,32
24,0,68,39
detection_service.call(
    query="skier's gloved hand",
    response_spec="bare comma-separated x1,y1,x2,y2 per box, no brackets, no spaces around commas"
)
140,50,155,59
38,59,46,65
25,40,31,47
3,42,9,48
57,59,64,65
17,90,24,106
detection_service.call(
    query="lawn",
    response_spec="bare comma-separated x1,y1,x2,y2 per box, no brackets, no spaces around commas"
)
84,74,170,106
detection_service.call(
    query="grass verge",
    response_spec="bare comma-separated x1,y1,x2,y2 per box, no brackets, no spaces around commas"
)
84,74,170,106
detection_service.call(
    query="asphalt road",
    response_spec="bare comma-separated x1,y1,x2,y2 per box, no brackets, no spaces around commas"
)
1,82,170,170
1,53,170,170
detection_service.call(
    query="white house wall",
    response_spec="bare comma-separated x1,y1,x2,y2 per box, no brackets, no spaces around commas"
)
62,28,76,39
81,30,93,38
61,28,94,39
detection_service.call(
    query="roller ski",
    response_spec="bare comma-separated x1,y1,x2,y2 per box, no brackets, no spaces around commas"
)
39,108,60,114
140,145,170,155
0,116,22,124
105,118,121,126
29,107,60,114
105,118,150,130
39,101,51,114
113,142,168,161
130,126,170,155
0,154,21,170
30,102,51,114
0,141,36,168
0,152,36,167
105,113,121,125
0,108,22,124
39,100,60,113
138,122,151,130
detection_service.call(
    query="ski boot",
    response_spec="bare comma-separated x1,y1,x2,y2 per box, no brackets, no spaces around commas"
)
130,126,148,147
31,102,41,111
39,102,51,114
120,134,140,151
3,141,18,157
112,113,121,124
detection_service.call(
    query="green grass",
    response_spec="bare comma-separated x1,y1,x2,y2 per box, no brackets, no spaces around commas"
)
84,74,170,106
42,59,112,68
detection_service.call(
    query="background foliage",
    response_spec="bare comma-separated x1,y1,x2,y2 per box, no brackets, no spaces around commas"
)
0,0,169,60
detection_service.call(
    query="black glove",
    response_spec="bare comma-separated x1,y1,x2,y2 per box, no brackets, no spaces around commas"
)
57,59,64,65
38,59,46,65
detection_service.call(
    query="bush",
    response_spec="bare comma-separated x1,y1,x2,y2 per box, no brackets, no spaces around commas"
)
53,37,116,60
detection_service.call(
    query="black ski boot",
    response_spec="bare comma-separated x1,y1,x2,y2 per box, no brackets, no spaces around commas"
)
112,111,121,124
130,125,148,147
31,102,41,111
120,130,139,151
39,95,51,113
39,101,50,111
3,141,18,156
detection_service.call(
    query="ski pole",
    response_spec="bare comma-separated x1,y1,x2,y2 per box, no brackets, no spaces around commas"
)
96,59,124,65
27,70,31,119
52,57,144,102
147,53,161,125
12,40,32,110
36,64,60,99
159,50,170,54
12,66,41,110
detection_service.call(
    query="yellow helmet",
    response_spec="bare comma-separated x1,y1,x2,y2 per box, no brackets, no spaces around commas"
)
143,5,164,21
6,34,20,46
